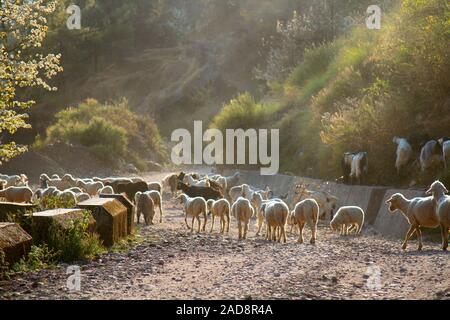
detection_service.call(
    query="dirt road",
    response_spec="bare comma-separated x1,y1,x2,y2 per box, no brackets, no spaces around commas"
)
0,172,448,300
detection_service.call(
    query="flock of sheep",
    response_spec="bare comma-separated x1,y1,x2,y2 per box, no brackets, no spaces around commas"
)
341,137,450,184
0,167,448,251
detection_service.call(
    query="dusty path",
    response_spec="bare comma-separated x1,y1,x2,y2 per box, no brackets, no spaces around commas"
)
0,172,449,300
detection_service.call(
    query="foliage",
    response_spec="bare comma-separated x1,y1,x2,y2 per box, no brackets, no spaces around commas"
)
0,0,62,163
211,93,281,130
212,0,450,186
46,210,104,262
37,195,76,211
43,98,168,165
10,245,59,274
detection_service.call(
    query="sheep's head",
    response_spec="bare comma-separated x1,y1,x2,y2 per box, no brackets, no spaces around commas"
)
206,199,214,211
330,219,339,232
426,180,448,197
0,179,6,190
176,194,187,205
385,193,405,213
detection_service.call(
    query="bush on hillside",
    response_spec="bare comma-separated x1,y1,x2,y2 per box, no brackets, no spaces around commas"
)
42,98,168,167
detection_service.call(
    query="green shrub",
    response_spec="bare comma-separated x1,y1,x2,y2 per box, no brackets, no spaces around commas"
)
38,196,76,211
42,98,168,165
0,250,8,279
211,93,280,130
11,245,59,274
46,210,105,263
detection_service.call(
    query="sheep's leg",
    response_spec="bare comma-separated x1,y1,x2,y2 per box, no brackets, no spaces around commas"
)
441,224,449,251
309,222,316,244
226,215,230,233
191,216,195,233
137,209,141,224
416,227,423,251
220,216,225,234
238,221,243,240
202,212,207,231
256,214,263,236
266,225,271,241
197,216,202,233
210,216,215,233
243,222,248,239
185,214,191,230
402,225,416,250
159,205,163,223
298,223,304,244
280,226,286,243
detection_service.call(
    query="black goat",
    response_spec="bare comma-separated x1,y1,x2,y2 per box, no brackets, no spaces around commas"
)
177,181,222,200
116,181,149,202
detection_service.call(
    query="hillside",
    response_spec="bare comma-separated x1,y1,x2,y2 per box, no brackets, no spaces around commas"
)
211,0,450,186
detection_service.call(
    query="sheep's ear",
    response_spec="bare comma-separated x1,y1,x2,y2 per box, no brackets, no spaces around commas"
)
385,198,392,204
425,187,433,195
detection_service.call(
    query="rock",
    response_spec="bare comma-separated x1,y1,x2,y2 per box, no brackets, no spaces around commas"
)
0,223,32,266
124,163,139,173
146,161,163,172
158,259,165,266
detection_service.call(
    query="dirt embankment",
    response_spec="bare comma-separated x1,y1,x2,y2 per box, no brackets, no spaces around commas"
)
0,144,121,184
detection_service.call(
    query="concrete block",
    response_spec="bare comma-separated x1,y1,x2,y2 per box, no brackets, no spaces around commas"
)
31,209,95,244
100,194,135,235
78,198,128,246
0,223,32,266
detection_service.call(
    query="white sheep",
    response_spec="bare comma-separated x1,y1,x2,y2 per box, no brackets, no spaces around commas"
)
211,176,227,194
206,199,230,234
350,152,368,184
177,194,208,233
147,182,162,193
330,206,365,236
57,190,77,203
135,191,155,225
251,193,283,236
145,191,163,223
0,174,28,188
40,174,71,190
231,197,254,240
76,180,104,197
0,185,33,203
293,184,338,220
426,180,450,251
393,137,413,175
76,193,91,203
98,186,114,195
288,199,319,244
229,184,251,203
438,138,450,169
264,201,289,243
184,175,210,187
386,193,439,250
67,187,84,194
420,140,443,172
225,172,241,190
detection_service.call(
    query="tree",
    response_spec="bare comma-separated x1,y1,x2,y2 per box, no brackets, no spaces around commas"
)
0,0,62,163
